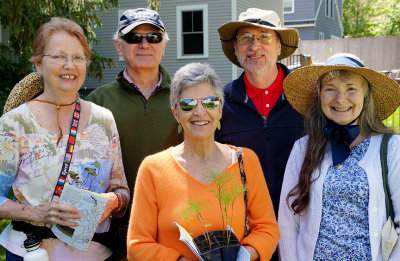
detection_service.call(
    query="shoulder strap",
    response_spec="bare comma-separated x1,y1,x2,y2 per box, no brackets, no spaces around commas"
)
237,147,251,237
52,99,81,199
380,133,395,223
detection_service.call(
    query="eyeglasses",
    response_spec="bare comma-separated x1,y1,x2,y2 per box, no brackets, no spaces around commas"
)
43,54,88,65
321,87,363,98
236,32,277,45
178,96,221,112
121,32,163,44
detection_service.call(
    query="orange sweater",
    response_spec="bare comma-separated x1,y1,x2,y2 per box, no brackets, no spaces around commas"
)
127,146,279,261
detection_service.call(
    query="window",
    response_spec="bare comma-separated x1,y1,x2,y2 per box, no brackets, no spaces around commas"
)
284,0,294,13
325,0,333,18
319,32,325,40
177,4,208,58
182,11,203,54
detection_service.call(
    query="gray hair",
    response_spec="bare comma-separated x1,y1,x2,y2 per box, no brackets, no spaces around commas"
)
113,30,169,42
170,63,224,108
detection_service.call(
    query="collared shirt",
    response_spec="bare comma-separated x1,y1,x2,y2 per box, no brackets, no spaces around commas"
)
123,69,163,97
244,65,285,120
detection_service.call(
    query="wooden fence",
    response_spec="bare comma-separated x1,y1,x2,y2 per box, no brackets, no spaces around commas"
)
289,36,400,71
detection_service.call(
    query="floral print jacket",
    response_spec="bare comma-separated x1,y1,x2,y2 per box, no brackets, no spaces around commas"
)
0,102,129,216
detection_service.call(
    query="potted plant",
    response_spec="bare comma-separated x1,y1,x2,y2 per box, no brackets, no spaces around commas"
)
176,170,247,261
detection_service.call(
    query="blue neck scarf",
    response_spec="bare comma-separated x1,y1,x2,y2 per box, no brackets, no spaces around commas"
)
323,118,360,166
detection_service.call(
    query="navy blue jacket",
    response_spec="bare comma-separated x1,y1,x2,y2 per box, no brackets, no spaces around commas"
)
215,64,305,215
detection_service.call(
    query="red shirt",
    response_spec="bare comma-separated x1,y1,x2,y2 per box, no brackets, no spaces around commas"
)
244,65,285,120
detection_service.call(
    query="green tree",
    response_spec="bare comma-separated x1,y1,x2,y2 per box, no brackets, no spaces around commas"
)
343,0,400,37
0,0,118,112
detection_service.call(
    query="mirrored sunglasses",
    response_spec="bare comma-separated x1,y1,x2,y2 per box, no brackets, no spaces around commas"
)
121,32,163,44
178,96,221,112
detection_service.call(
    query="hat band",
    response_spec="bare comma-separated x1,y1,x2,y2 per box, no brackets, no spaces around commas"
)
243,18,276,27
325,56,365,68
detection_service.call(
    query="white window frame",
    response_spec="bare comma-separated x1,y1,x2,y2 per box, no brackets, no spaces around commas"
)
176,4,208,59
325,0,333,18
284,0,295,14
319,32,325,40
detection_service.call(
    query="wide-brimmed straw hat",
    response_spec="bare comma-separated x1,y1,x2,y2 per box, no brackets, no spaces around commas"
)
3,72,43,114
283,53,400,120
218,8,299,67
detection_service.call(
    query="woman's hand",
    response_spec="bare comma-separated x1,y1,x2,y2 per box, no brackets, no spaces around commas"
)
98,192,118,223
244,245,259,260
35,198,81,227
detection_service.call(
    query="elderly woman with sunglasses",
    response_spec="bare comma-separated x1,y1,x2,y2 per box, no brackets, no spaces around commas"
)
127,63,279,261
278,53,400,261
0,17,129,260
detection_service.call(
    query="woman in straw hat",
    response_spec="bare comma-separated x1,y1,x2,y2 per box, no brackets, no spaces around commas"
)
0,17,129,260
278,53,400,261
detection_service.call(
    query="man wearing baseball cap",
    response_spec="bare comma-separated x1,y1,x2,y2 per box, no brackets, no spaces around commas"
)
87,8,182,259
215,9,305,258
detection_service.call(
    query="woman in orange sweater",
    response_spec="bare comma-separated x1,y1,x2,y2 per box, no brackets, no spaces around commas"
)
127,63,279,261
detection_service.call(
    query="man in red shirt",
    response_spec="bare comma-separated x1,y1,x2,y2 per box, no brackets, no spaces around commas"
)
216,9,305,260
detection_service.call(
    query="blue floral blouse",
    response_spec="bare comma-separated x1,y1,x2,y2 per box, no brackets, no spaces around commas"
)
313,137,372,260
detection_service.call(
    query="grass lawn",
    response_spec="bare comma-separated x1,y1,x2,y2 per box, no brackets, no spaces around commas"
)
0,190,14,260
0,219,9,261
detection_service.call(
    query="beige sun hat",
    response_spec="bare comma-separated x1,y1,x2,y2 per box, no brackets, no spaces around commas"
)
3,72,43,114
218,8,299,67
283,53,400,120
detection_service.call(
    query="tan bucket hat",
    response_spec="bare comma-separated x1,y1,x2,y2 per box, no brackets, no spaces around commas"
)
3,72,43,114
283,53,400,120
218,8,299,67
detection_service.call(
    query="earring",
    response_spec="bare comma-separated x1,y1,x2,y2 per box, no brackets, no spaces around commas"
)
178,124,182,134
217,122,221,130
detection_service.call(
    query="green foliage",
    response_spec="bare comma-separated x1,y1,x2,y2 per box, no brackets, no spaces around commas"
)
177,170,246,248
343,0,400,37
147,0,161,11
0,0,119,112
207,170,246,244
0,189,15,260
0,45,28,113
384,106,400,133
179,198,212,249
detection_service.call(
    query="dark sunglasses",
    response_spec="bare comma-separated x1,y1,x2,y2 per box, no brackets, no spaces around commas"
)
178,96,221,112
121,32,163,44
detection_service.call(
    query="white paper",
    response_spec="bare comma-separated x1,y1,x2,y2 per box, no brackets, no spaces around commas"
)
173,222,250,261
51,183,108,250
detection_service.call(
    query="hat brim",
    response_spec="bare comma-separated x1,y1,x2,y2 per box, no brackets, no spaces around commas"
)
283,65,400,120
218,21,299,67
121,21,165,34
3,72,43,114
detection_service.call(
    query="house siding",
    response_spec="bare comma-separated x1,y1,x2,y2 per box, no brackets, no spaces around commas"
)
297,27,315,40
161,0,233,85
85,7,125,90
314,0,342,39
237,0,282,19
284,0,342,40
284,0,315,21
